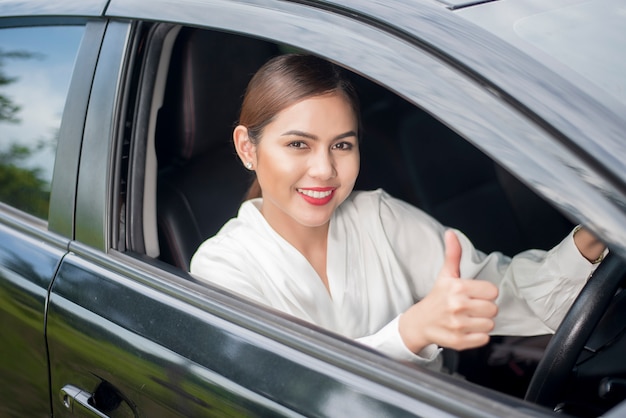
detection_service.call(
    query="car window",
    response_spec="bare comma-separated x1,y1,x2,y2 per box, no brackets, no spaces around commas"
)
0,25,83,220
142,25,573,271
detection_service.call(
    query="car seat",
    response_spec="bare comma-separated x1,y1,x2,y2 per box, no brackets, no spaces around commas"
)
156,28,279,270
396,109,573,255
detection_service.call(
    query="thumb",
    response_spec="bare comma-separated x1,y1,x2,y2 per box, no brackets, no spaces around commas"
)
441,230,462,278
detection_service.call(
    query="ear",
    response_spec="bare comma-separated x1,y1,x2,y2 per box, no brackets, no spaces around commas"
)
233,125,257,169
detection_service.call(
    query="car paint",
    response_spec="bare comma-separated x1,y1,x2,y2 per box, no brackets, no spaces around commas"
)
1,0,625,417
0,217,67,417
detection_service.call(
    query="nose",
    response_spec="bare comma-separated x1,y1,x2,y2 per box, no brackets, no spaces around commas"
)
308,149,336,180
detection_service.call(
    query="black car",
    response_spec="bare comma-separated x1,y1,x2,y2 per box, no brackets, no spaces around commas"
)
2,0,626,416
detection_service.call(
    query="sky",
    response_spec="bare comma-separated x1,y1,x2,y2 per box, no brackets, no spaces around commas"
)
0,25,84,182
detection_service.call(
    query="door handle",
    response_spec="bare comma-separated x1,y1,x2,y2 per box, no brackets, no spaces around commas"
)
60,385,110,417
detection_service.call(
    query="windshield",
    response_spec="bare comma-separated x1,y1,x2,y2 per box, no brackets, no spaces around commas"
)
456,0,626,107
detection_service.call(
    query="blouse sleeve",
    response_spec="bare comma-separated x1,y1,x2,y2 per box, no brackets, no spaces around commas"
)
457,228,605,335
376,190,604,337
355,315,444,369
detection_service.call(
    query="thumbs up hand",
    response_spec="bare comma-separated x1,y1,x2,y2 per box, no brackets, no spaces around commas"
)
399,230,499,354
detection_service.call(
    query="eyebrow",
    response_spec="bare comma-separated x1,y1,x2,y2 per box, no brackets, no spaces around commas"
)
281,130,358,140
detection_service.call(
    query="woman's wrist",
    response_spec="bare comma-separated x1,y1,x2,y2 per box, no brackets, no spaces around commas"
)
398,310,429,354
573,226,606,264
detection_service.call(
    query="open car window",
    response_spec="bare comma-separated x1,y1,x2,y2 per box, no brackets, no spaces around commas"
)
131,25,575,269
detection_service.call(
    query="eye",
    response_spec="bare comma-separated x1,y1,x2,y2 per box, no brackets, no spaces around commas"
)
287,141,308,149
333,141,354,151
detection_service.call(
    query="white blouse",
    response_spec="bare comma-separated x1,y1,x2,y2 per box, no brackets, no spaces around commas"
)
190,189,599,367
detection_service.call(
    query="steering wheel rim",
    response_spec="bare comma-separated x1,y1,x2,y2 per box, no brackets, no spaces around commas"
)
524,253,626,408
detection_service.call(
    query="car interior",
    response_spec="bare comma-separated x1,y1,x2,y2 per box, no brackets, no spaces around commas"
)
128,23,605,404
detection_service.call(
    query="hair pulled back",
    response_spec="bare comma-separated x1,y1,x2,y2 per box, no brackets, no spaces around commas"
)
240,54,360,144
239,54,360,199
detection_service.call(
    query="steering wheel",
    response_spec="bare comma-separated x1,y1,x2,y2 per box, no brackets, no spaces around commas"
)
524,253,626,408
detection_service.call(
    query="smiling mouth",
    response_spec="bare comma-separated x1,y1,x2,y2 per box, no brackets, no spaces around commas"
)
297,188,333,199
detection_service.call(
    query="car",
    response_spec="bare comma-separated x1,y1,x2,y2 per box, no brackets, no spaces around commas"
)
1,0,626,416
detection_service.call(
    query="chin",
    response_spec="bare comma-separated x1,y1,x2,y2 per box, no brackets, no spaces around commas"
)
296,213,333,228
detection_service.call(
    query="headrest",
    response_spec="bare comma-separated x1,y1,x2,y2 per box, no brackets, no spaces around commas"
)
157,28,279,165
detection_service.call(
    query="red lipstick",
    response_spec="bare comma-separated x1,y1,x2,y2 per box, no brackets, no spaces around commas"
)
297,187,335,206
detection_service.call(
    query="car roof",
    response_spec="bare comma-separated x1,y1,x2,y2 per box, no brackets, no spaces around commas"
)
0,0,107,17
454,0,626,109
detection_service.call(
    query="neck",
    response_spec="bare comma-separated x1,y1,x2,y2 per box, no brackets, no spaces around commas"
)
259,199,332,254
270,217,329,256
259,204,331,294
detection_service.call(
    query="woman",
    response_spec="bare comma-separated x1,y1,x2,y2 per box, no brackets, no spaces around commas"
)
190,54,607,368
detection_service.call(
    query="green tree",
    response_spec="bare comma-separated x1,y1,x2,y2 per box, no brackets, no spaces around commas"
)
0,143,50,218
0,49,51,219
0,49,32,123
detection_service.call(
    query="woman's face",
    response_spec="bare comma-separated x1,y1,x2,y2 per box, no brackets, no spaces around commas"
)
252,93,359,232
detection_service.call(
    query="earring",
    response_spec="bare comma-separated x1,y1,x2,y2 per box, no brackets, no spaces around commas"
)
245,162,253,170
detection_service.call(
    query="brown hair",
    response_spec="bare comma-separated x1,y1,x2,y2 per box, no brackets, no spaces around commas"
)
239,54,360,200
